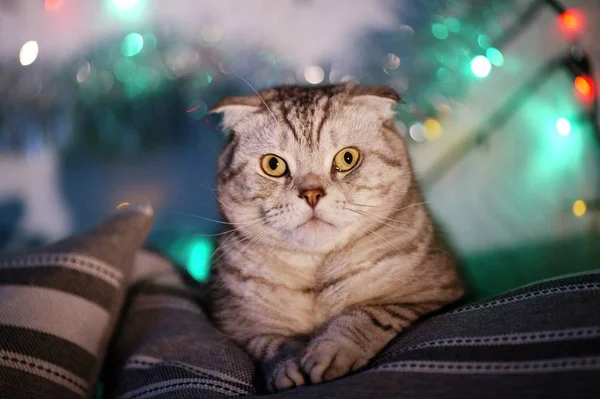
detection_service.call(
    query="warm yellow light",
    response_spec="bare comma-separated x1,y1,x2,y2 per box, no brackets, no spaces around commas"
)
424,118,442,141
116,202,131,209
573,200,587,217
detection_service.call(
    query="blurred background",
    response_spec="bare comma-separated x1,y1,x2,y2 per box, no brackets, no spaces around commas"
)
0,0,598,301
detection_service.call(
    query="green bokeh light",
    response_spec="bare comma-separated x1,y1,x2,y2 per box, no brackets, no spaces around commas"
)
187,100,208,120
471,56,492,78
112,0,140,10
477,34,492,49
445,17,461,32
556,118,572,136
486,47,504,67
113,58,137,82
121,33,144,57
432,24,449,40
187,238,213,281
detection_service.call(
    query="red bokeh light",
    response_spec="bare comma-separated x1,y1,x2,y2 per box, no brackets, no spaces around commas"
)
45,0,64,12
574,75,595,102
559,10,583,34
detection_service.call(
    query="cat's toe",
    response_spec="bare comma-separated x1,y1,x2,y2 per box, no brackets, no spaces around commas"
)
301,339,368,384
266,357,306,392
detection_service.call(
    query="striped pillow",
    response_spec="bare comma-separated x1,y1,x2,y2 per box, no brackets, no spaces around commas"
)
0,205,154,399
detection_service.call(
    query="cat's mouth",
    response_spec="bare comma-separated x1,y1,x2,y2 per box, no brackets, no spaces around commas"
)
297,216,335,229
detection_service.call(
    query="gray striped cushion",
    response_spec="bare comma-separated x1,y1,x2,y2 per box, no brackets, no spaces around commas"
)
106,269,600,398
0,205,154,399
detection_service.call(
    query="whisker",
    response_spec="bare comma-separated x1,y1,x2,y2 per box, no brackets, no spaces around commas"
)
345,208,412,226
169,210,266,226
232,72,282,129
358,225,403,257
346,208,450,255
346,202,378,208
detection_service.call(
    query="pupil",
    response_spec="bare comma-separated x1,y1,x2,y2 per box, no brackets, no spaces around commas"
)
344,152,353,164
268,157,279,170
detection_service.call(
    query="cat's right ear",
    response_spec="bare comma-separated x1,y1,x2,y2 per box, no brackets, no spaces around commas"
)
210,95,263,130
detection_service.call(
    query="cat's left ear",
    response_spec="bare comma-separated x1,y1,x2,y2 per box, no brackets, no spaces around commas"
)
348,85,403,119
209,95,264,130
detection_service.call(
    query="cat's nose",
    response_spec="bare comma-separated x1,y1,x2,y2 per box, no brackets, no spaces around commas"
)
299,188,326,208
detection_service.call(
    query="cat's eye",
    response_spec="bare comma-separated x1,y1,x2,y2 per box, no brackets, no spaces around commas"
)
260,154,288,177
333,147,360,172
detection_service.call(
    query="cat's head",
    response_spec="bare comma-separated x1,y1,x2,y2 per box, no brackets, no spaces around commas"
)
212,84,413,252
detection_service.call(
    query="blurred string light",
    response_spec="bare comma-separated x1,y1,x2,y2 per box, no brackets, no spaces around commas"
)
111,0,141,11
19,41,39,66
116,202,131,209
166,236,213,281
384,53,401,70
572,199,587,217
121,33,144,57
409,122,426,142
187,238,213,280
44,0,63,12
186,100,208,120
555,118,571,136
444,17,461,33
486,48,504,67
423,118,442,141
470,55,491,78
304,66,324,84
201,25,222,46
432,24,449,40
477,34,492,49
107,0,146,19
559,9,583,34
574,75,595,102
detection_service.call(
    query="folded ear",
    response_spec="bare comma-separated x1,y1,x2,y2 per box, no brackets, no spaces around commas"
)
347,85,402,119
210,95,264,130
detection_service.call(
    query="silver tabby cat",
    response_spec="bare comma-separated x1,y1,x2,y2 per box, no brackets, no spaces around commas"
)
209,83,464,392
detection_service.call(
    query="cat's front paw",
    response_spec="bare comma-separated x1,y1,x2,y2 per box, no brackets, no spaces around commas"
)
265,356,306,393
301,338,369,384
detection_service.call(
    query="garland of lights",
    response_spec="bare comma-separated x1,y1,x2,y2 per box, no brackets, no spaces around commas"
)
420,0,599,218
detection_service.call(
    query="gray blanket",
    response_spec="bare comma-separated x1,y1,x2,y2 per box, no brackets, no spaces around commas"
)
0,206,598,398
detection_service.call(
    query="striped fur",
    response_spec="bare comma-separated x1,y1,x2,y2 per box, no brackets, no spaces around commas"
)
210,84,464,391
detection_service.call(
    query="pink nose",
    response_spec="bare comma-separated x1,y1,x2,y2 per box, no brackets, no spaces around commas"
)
300,188,325,208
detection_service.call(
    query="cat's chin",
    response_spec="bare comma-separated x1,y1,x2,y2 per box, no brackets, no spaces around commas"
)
284,218,340,250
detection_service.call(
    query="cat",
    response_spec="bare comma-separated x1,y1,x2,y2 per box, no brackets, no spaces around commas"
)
208,83,464,392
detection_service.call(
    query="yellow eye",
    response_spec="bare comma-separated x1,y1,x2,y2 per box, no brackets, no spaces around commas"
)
333,147,360,172
260,154,288,177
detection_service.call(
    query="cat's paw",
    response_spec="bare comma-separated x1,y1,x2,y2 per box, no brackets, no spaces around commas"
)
301,338,369,384
265,356,306,392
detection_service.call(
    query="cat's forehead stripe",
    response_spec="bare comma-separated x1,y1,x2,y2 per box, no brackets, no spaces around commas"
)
267,86,341,148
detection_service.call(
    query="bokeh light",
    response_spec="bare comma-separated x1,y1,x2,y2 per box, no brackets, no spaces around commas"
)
111,0,140,10
444,17,461,32
409,122,426,142
45,0,64,12
559,10,583,33
384,53,401,70
486,47,504,67
121,33,144,57
424,118,442,141
201,25,222,45
19,41,39,66
572,200,587,217
574,75,595,101
477,34,492,49
556,118,572,136
471,56,491,78
187,238,213,281
432,24,449,40
304,66,324,84
186,100,208,120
